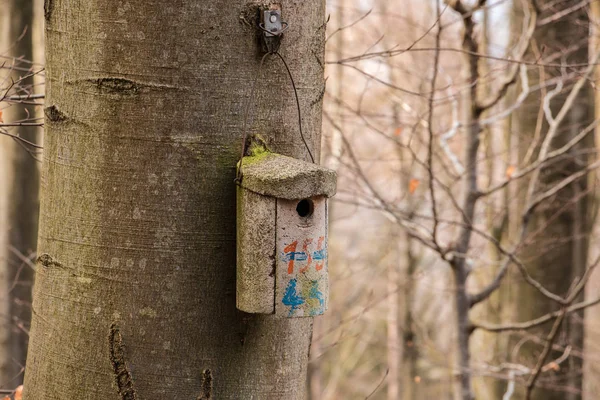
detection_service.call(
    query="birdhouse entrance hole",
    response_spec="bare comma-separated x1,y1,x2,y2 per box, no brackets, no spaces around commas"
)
296,198,314,218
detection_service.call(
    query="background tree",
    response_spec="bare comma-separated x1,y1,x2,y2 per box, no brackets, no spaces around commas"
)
314,0,600,399
501,1,596,399
0,0,43,389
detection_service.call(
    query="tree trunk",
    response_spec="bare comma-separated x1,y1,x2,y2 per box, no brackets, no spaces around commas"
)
472,5,514,398
386,225,401,400
23,1,326,399
585,3,600,399
401,228,418,400
508,2,594,398
0,0,40,388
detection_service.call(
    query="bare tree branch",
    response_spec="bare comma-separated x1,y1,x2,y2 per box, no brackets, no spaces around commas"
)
473,298,600,332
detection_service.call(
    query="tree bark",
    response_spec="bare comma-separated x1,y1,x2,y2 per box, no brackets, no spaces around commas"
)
0,0,40,388
23,1,326,399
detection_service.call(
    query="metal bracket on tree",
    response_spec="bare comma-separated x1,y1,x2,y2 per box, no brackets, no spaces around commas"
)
259,8,288,54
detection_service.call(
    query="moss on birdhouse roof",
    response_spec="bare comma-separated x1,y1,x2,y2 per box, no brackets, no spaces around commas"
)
239,151,337,200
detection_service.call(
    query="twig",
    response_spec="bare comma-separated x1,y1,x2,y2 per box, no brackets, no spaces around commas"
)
525,47,600,208
524,309,566,399
477,0,537,112
427,0,443,246
364,368,389,399
537,0,588,26
326,9,372,42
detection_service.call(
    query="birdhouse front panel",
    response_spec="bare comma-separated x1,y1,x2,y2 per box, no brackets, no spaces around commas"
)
275,196,328,317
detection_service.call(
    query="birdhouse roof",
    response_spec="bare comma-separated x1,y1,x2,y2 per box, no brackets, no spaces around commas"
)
239,152,337,200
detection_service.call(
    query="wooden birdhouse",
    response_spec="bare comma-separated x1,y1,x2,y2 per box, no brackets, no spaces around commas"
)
236,145,336,317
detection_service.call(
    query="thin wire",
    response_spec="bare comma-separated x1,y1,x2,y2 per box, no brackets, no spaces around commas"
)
275,51,315,163
257,21,289,36
236,52,270,183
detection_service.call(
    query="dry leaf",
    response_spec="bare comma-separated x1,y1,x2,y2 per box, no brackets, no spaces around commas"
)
409,179,420,194
2,396,10,400
14,385,23,400
394,127,403,136
547,361,560,371
0,110,3,123
506,165,516,178
414,376,421,383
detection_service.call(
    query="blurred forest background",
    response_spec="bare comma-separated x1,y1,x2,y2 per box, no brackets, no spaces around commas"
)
3,0,600,399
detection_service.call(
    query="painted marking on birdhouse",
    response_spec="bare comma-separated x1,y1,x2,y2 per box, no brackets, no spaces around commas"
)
276,197,328,317
280,236,327,316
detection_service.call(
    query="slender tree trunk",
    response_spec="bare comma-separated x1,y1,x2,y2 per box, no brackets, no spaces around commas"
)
401,228,418,400
472,5,511,398
307,2,344,398
387,226,401,400
585,3,600,399
23,1,326,398
455,14,479,398
509,2,594,399
0,0,40,388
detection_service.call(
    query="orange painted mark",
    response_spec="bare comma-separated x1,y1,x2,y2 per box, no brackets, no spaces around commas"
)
299,239,313,273
284,241,298,274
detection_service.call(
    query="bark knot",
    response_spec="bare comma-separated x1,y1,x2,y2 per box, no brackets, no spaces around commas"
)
197,369,213,399
94,78,140,95
44,0,54,21
109,323,137,400
36,253,63,269
45,105,68,123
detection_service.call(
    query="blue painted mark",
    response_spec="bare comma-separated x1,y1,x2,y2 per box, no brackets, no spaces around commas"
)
312,249,327,261
282,278,305,317
283,252,308,263
306,280,325,316
308,280,324,309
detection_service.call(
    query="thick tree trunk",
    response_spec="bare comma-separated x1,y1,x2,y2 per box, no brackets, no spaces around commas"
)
508,2,594,399
23,1,325,399
0,0,40,388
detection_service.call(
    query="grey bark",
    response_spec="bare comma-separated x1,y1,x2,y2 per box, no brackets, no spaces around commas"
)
0,0,40,388
23,1,325,399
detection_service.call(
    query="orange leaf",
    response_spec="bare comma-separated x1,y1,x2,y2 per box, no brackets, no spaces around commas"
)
547,361,560,371
409,179,420,194
394,127,403,136
14,385,22,400
0,110,3,123
2,396,9,400
506,165,516,178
